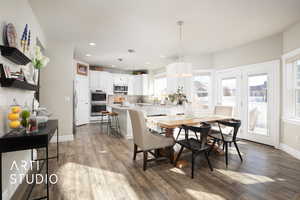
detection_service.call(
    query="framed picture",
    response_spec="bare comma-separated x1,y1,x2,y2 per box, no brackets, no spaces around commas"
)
0,64,12,78
77,63,88,76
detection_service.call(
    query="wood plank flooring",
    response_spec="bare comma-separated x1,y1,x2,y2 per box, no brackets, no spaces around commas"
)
12,123,300,200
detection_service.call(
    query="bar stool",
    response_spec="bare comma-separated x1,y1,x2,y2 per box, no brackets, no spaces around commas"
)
100,111,110,126
107,112,121,136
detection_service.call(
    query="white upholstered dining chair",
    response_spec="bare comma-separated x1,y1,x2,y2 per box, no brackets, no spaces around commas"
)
128,109,175,170
214,105,233,117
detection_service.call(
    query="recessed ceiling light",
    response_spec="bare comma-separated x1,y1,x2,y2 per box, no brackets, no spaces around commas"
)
145,62,150,65
128,49,135,53
160,55,166,58
111,65,115,67
89,42,96,46
86,54,91,57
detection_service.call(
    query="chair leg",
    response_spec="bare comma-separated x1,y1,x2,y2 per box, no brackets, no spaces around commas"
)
225,142,228,167
222,142,225,150
107,116,110,135
175,128,182,141
168,147,174,164
204,151,213,171
234,142,243,162
194,131,199,140
191,152,195,179
208,138,217,156
143,151,148,171
133,144,138,161
174,146,184,166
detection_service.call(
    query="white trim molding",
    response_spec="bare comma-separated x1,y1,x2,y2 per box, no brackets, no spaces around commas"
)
282,47,300,123
282,117,300,126
279,143,300,160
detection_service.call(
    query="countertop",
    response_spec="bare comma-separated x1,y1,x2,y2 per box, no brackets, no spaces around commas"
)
108,104,133,110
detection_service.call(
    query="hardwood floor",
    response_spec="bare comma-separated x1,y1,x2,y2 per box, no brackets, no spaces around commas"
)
12,123,300,200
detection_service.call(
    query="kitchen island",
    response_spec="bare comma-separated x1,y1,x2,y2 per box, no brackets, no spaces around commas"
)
109,104,134,138
108,104,187,138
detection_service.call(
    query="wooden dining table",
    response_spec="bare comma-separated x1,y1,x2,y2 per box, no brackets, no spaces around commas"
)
146,114,234,167
147,114,233,137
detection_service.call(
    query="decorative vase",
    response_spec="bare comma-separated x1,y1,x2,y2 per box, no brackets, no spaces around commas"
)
33,69,39,85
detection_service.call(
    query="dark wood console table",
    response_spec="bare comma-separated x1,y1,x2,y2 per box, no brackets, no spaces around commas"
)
0,119,59,200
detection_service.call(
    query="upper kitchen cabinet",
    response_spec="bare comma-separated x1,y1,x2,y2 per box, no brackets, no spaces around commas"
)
113,73,128,86
89,70,97,89
89,70,113,94
132,75,143,95
142,74,149,96
105,72,113,95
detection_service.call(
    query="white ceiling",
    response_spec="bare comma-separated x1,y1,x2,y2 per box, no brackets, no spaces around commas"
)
29,0,300,70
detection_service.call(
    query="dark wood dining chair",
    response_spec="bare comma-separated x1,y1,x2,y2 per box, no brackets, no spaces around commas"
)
209,119,242,167
174,123,213,179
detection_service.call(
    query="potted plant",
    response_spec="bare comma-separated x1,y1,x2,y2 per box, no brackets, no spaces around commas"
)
167,86,188,105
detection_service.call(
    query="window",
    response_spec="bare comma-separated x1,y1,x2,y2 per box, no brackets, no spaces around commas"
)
221,78,236,107
192,74,211,108
154,77,167,98
295,60,300,117
282,48,300,123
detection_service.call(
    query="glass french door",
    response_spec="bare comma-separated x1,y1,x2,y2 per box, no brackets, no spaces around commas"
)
216,61,280,147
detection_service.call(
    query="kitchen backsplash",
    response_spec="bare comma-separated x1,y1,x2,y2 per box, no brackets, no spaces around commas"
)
108,95,152,105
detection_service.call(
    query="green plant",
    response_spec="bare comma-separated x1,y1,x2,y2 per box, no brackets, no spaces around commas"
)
167,86,188,105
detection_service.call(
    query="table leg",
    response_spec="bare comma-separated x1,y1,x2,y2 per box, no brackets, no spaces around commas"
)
46,145,49,200
165,128,174,137
0,153,2,200
57,127,59,162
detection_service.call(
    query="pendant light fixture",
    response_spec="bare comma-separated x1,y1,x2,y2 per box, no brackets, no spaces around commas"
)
166,21,192,78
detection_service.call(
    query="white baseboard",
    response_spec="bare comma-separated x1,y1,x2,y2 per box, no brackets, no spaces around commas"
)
50,134,74,143
279,143,300,160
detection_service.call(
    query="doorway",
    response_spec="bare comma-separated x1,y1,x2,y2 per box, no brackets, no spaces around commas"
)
216,60,280,147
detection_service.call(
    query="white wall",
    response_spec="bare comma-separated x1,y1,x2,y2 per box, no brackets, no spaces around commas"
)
0,0,46,199
213,34,282,69
40,40,74,139
283,21,300,53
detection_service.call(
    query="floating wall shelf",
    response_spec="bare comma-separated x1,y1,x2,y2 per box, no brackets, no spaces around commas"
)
0,78,37,91
0,45,31,65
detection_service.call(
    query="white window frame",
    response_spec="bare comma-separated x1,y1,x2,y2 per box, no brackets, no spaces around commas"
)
282,47,300,125
192,70,214,111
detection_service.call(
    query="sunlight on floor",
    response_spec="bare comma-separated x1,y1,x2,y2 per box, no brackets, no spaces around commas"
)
216,169,275,184
169,167,187,175
185,188,225,200
57,162,140,200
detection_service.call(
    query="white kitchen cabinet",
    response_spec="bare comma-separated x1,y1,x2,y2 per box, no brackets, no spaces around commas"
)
89,71,113,94
89,70,97,89
142,74,149,95
105,72,113,95
113,73,129,86
127,75,134,95
133,75,143,95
